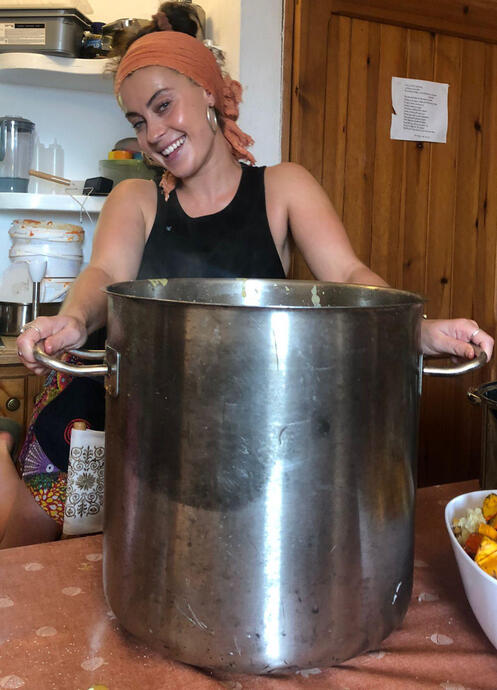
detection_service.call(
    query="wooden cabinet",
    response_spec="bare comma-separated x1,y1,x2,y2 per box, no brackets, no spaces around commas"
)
0,341,44,446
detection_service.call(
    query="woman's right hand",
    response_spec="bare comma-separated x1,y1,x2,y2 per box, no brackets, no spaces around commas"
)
16,314,87,375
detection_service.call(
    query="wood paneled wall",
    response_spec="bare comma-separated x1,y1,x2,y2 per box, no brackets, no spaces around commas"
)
286,0,497,486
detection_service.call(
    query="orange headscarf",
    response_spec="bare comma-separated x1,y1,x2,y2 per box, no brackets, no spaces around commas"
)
114,31,255,198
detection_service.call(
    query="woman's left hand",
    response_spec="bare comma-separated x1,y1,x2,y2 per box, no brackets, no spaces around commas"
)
421,318,494,362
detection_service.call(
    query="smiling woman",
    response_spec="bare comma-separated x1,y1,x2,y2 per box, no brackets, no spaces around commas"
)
115,30,256,201
7,26,494,549
120,66,225,189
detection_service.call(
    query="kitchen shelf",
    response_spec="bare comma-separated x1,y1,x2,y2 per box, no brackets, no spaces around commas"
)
0,192,106,213
0,52,114,93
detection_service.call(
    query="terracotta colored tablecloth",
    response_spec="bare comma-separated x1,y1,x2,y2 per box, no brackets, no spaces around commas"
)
0,480,496,690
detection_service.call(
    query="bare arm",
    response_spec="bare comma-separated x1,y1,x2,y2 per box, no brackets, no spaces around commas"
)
58,178,154,331
266,163,493,360
266,163,388,286
17,178,156,372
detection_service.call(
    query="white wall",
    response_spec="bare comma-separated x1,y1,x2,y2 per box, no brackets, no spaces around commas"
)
201,0,241,78
86,0,161,24
239,0,283,165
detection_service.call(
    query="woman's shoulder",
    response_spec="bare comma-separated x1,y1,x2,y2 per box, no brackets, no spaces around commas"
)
265,161,316,182
264,162,320,196
106,177,157,203
97,177,158,232
101,177,157,215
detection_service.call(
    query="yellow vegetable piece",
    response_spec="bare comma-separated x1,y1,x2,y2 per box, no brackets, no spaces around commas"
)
478,522,497,540
475,536,497,578
108,150,132,160
482,493,497,521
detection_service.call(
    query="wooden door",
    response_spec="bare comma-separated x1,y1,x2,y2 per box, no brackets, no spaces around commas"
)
285,0,497,486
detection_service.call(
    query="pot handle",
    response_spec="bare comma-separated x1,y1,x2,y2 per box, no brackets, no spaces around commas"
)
33,343,108,376
33,343,120,397
423,345,487,377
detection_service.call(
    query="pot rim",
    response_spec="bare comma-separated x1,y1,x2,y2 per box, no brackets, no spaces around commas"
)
104,278,426,311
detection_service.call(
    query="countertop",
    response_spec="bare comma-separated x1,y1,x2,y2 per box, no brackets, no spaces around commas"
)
0,480,496,690
0,336,24,366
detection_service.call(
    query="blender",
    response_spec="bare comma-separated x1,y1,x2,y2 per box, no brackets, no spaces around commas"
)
0,116,36,192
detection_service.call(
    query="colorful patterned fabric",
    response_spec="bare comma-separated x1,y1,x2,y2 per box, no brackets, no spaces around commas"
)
17,354,105,527
24,469,67,526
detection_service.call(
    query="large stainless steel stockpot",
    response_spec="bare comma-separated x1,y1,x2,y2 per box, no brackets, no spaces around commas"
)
34,278,486,673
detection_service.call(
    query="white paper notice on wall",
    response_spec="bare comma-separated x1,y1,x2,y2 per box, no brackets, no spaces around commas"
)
390,77,449,143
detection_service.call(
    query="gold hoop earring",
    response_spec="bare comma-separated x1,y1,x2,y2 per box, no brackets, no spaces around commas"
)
206,106,218,134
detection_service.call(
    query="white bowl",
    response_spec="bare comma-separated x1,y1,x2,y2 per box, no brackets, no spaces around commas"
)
445,489,497,649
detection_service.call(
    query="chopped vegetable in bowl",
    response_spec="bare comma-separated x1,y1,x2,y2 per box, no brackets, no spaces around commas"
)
452,507,485,545
452,493,497,579
445,489,497,649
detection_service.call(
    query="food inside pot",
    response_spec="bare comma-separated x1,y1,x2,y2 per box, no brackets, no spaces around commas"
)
453,493,497,578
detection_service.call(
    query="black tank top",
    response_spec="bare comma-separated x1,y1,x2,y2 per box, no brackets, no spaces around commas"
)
137,164,286,279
